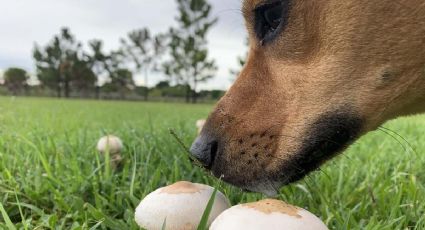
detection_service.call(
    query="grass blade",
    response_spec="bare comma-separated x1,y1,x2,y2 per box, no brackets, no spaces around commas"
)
0,202,17,230
89,220,105,230
169,128,204,168
161,218,167,230
197,187,217,230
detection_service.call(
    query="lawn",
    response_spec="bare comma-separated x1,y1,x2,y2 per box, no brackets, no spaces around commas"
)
0,96,424,229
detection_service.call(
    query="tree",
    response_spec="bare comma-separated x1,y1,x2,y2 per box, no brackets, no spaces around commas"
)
104,68,134,99
155,81,170,89
33,28,95,98
121,29,166,101
69,57,97,97
3,68,28,95
102,50,135,99
163,0,218,103
87,39,109,98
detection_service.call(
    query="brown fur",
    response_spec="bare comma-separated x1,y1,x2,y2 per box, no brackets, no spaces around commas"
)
197,0,425,194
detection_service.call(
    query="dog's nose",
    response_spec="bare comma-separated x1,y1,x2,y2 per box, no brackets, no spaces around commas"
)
189,135,219,169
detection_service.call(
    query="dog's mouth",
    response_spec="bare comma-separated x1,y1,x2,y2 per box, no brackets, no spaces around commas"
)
282,110,364,184
206,109,364,194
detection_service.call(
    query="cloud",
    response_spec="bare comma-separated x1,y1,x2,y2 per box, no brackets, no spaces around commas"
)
0,0,247,90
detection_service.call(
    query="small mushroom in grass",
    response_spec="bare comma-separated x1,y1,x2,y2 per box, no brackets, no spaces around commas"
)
97,135,123,154
210,199,329,230
196,119,206,134
135,181,230,230
96,135,123,167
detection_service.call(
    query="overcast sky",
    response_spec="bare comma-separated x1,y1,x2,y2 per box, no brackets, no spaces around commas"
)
0,0,247,90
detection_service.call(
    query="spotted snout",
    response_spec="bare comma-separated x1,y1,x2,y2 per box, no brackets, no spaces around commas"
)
190,108,364,195
191,128,279,167
190,120,286,193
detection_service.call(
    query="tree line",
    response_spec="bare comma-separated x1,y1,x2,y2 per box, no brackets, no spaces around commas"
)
0,0,233,103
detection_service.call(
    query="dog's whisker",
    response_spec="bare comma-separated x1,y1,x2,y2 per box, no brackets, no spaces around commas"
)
378,126,418,156
215,8,243,15
377,127,408,153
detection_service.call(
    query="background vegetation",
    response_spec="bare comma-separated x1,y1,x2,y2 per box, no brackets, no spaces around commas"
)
0,0,230,103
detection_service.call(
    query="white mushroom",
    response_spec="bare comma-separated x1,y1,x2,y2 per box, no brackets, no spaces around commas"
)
196,119,206,134
210,199,328,230
96,135,123,154
135,181,230,230
96,135,123,167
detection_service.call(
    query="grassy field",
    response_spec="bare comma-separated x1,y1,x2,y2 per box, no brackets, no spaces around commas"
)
0,96,424,230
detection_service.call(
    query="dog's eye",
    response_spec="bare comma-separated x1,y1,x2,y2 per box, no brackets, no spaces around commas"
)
264,3,283,29
255,1,290,45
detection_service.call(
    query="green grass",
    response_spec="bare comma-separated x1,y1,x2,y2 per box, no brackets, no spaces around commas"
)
0,96,424,229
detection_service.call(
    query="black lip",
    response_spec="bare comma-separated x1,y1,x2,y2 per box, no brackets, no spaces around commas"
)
282,110,364,184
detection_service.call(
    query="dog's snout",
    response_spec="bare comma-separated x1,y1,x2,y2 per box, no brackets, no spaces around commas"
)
190,135,219,169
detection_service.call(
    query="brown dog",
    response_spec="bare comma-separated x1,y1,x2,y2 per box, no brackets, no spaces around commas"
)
191,0,425,195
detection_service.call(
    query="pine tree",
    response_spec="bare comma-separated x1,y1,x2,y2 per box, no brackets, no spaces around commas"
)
164,0,218,103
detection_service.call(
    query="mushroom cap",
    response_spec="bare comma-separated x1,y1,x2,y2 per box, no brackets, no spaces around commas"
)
96,135,123,154
210,199,328,230
135,181,230,230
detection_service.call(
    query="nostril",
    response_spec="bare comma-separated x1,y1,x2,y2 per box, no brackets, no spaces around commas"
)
189,136,219,170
